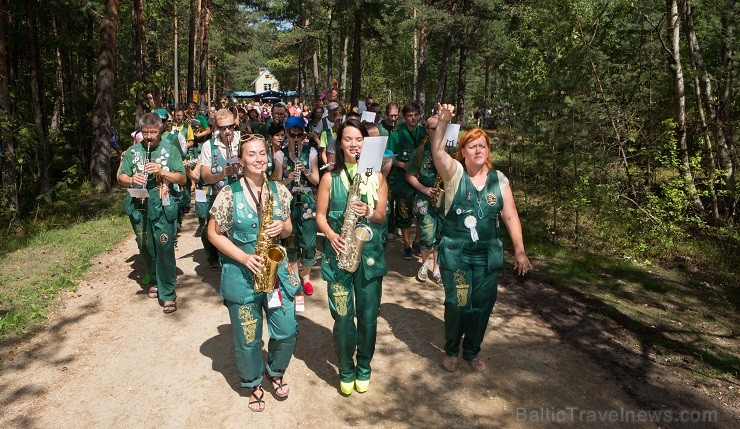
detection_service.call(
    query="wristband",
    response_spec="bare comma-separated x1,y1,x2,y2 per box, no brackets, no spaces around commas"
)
366,205,375,219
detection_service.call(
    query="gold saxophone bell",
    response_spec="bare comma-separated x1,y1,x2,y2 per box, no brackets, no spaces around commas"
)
431,176,445,208
252,173,288,293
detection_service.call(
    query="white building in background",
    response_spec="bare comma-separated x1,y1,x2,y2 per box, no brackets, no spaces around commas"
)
253,67,280,93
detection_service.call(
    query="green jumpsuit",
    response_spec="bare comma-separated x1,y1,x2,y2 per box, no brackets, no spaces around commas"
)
279,144,318,268
438,169,504,361
120,141,185,302
321,170,387,384
215,180,299,388
406,142,443,251
387,126,426,229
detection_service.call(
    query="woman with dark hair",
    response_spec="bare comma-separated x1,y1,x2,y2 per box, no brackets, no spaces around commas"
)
315,119,388,395
264,122,285,178
431,104,532,373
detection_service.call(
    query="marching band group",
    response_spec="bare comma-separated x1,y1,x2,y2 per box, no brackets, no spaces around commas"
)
117,99,531,412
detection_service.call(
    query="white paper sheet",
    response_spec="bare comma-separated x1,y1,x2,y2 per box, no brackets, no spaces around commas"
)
445,123,461,148
358,136,388,174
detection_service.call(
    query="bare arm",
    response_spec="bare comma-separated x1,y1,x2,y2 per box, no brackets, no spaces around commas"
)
316,173,346,254
431,103,458,182
499,185,532,276
406,171,434,197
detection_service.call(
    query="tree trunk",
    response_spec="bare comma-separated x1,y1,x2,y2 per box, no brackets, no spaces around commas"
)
455,42,468,124
666,0,704,214
326,6,334,93
50,17,64,135
24,0,50,203
719,0,736,219
312,44,320,100
340,34,348,104
413,7,418,94
187,0,201,104
173,0,179,108
682,0,720,220
349,7,361,108
90,0,118,191
435,29,452,104
416,17,428,115
133,0,144,121
198,0,211,108
0,0,18,217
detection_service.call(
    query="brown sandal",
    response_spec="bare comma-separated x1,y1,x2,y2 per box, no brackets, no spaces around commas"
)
248,385,265,412
267,373,289,398
163,301,177,314
147,287,158,298
442,355,459,372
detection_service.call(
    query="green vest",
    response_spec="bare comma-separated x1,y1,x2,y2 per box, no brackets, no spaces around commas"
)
322,171,387,281
389,125,426,194
208,138,238,195
439,169,504,272
219,180,295,303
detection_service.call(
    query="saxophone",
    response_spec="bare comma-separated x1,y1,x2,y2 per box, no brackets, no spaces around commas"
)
252,173,288,293
430,174,444,208
337,157,374,273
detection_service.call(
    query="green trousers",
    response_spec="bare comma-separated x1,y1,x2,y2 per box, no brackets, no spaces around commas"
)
142,208,178,302
441,261,499,361
224,294,297,388
285,192,318,267
327,264,383,383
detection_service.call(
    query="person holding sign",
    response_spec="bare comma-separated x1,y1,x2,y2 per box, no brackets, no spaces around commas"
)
117,113,186,313
316,119,388,395
207,134,298,412
430,104,532,372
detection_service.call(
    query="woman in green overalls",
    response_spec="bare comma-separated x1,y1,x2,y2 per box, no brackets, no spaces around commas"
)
316,119,389,395
207,134,299,412
430,104,532,373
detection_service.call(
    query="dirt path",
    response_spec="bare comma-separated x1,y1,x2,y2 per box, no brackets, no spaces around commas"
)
0,215,730,428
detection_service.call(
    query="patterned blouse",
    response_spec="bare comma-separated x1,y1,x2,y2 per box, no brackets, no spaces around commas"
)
210,179,292,233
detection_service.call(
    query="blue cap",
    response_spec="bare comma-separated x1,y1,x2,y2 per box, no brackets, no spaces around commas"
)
284,115,306,130
154,108,168,119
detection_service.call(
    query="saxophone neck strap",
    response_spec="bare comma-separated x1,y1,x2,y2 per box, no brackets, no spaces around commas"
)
244,177,263,213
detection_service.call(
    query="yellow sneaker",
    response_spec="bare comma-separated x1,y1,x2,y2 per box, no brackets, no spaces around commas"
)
354,379,370,393
340,380,354,395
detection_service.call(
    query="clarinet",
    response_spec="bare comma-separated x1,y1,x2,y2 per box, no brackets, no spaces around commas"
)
139,141,152,202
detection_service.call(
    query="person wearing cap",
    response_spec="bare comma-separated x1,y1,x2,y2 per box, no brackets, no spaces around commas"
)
117,113,186,314
273,115,320,295
198,108,242,272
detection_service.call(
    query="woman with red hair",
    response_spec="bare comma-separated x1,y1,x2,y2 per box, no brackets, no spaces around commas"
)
430,104,532,373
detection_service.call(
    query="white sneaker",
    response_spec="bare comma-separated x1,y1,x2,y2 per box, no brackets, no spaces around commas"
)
416,263,429,282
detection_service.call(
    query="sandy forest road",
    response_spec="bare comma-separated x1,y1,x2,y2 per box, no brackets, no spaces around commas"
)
0,215,733,428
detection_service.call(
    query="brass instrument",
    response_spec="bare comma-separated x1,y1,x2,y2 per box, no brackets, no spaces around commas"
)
252,173,288,293
430,174,444,208
185,112,204,135
337,156,374,273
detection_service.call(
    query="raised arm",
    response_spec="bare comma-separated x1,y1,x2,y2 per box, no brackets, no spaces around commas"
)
431,103,458,182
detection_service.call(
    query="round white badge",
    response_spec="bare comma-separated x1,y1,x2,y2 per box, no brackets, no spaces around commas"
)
464,215,477,229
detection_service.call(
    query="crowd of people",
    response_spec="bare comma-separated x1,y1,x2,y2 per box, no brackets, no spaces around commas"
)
116,94,532,412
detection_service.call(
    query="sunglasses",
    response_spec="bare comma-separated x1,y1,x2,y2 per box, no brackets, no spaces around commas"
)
288,132,305,138
218,124,236,132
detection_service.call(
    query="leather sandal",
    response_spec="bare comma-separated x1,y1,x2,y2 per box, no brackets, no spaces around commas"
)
267,373,289,398
248,385,265,412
